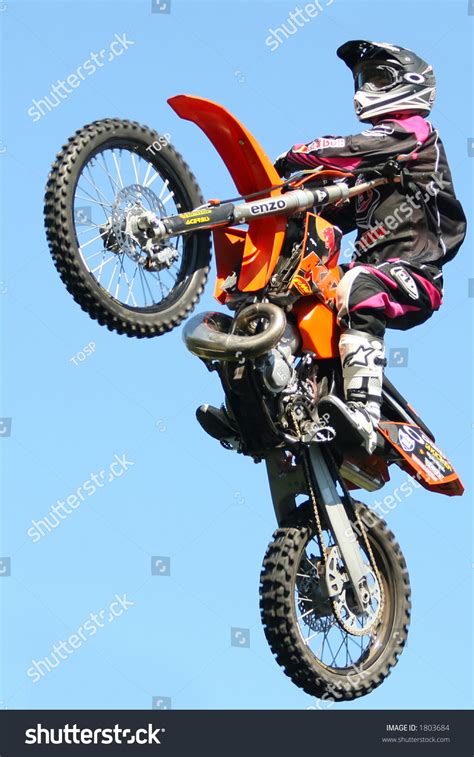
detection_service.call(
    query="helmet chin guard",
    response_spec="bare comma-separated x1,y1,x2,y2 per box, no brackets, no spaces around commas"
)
337,40,436,123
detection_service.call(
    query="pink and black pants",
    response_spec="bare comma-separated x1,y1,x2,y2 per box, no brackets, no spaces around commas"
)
335,260,443,339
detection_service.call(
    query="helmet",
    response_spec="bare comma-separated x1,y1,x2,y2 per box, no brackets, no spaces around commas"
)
337,40,436,123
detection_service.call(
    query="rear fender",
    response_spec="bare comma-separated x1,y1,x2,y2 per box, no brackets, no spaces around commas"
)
379,421,464,496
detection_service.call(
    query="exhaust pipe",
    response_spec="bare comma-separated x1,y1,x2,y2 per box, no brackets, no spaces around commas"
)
183,303,287,361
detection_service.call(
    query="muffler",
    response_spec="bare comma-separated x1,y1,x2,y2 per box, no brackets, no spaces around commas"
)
183,303,287,361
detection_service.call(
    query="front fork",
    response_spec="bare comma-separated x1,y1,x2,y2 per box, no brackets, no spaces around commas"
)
265,445,371,614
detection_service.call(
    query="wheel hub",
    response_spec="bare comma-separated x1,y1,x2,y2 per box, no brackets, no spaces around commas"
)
332,567,381,634
105,183,166,264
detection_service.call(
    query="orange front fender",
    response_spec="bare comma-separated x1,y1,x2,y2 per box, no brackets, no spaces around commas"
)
167,95,286,292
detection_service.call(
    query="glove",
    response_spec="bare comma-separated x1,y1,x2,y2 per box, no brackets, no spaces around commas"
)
273,151,290,178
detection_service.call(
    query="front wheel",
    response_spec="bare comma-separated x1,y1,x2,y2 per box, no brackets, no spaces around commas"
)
44,119,211,337
260,501,411,701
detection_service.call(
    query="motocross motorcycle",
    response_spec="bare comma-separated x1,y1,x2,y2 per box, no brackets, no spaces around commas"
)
44,95,463,701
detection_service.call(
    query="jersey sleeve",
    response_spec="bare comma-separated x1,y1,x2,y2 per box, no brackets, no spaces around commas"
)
318,198,358,235
276,121,421,175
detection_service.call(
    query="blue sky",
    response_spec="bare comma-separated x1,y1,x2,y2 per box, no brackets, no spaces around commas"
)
0,0,472,710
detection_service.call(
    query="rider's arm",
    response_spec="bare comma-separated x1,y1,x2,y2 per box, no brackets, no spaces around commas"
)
274,119,426,176
318,199,358,234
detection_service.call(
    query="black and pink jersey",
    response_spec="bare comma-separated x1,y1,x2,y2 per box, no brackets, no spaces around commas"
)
276,116,466,271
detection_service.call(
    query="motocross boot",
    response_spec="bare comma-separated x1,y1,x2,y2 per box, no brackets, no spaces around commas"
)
318,329,385,454
196,404,240,449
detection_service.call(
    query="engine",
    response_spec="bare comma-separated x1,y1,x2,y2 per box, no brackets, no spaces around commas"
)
257,322,301,394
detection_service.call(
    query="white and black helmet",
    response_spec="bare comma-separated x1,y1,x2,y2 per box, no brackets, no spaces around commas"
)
337,40,436,123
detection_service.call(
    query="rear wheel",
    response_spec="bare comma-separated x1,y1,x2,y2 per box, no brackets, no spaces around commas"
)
44,119,211,337
260,501,411,700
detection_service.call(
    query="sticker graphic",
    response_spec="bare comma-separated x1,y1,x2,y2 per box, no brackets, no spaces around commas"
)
306,137,346,151
398,426,415,452
343,345,375,368
391,266,419,300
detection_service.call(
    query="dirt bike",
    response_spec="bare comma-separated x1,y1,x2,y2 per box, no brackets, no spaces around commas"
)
44,95,463,702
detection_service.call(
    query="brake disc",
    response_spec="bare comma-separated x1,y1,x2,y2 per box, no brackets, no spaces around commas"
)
110,184,166,263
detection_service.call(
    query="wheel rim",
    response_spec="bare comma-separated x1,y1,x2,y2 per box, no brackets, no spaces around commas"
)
293,526,390,672
72,143,194,311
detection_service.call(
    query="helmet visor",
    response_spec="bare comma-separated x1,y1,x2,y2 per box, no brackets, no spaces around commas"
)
355,64,399,92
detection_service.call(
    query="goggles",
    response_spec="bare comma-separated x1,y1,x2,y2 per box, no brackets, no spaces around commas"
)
354,64,400,92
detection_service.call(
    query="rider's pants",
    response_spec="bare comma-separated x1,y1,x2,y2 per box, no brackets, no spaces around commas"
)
335,260,443,339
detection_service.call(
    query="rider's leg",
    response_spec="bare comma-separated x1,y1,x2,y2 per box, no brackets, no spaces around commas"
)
319,262,442,453
323,327,386,453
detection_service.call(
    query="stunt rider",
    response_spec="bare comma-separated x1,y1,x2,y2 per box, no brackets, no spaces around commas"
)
198,40,466,454
277,40,466,452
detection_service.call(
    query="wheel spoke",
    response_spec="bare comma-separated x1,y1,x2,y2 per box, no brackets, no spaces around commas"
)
158,178,170,198
75,192,113,209
91,255,116,278
161,190,175,205
75,185,112,224
97,153,122,194
142,160,155,187
140,266,158,304
124,265,139,306
112,149,124,188
137,267,149,304
145,169,160,188
297,607,316,622
71,145,186,310
131,152,140,184
84,166,113,208
149,271,166,299
80,232,105,250
77,222,104,234
106,258,119,292
329,636,346,667
319,630,329,661
85,248,113,261
324,635,340,667
304,629,322,645
118,259,138,306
